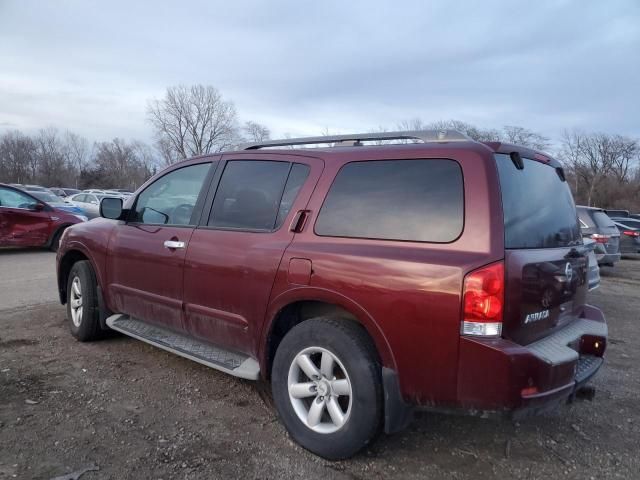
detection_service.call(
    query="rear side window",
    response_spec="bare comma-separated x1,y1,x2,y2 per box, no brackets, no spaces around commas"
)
209,160,309,231
496,154,581,248
315,159,464,242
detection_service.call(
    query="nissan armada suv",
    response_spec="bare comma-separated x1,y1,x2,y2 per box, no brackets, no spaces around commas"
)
56,130,607,459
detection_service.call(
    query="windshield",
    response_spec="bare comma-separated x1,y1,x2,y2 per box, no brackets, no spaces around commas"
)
496,154,581,249
593,211,616,228
31,191,66,204
617,219,640,229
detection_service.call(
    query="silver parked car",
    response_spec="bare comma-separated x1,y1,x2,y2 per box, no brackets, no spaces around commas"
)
67,193,114,219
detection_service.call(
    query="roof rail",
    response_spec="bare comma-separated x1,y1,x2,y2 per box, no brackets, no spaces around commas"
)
242,129,473,150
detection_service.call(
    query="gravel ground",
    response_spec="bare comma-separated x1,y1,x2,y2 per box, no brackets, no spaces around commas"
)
0,252,639,479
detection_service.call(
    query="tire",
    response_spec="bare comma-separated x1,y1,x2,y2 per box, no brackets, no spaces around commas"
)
66,260,104,341
272,317,382,460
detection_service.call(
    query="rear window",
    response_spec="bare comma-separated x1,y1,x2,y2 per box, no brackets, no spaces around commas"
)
618,219,640,229
496,154,581,249
592,211,616,228
315,159,464,242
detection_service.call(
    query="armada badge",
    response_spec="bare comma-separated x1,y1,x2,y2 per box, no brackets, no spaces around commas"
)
525,309,550,324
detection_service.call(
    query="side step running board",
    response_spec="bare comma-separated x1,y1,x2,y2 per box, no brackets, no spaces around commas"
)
106,314,260,380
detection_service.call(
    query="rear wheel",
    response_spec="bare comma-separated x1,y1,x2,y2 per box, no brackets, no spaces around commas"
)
66,260,104,341
272,317,382,459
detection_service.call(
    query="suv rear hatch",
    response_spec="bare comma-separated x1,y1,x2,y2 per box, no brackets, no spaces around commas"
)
496,153,586,346
590,210,620,256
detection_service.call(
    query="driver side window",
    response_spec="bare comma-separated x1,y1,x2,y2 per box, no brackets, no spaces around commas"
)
0,187,38,209
131,162,212,226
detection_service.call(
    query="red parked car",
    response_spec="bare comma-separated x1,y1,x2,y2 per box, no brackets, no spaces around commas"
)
0,184,87,250
55,130,607,459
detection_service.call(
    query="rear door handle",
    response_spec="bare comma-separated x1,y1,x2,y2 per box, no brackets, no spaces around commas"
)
164,240,186,249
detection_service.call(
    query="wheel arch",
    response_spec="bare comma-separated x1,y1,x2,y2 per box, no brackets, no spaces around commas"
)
57,246,103,305
260,289,397,379
47,223,74,248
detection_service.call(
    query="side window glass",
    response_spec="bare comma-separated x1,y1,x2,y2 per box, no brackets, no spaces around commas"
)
132,163,211,226
0,188,37,209
315,159,464,242
209,160,292,231
275,163,310,229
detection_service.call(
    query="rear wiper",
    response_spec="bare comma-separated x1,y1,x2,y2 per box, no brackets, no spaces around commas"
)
510,152,524,170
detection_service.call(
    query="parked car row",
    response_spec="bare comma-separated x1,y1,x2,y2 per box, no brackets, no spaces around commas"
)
4,184,134,219
7,183,133,198
577,206,640,266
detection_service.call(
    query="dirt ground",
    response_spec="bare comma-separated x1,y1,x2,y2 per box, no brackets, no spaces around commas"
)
0,253,639,480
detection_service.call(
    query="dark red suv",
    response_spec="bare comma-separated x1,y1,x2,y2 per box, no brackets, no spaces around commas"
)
56,130,607,459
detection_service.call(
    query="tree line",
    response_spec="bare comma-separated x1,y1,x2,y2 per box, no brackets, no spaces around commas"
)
0,85,271,191
369,118,639,211
1,84,638,211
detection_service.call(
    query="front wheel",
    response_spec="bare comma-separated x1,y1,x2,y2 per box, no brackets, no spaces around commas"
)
66,260,104,341
271,317,382,459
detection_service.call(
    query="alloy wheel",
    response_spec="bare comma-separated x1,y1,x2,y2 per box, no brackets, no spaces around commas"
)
287,347,352,434
69,276,83,327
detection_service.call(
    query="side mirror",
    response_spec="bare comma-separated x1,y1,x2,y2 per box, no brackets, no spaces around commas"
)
32,203,46,212
100,197,124,220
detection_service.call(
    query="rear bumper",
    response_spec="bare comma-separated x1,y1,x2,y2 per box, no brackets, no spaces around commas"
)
455,304,607,412
619,243,640,254
598,252,621,265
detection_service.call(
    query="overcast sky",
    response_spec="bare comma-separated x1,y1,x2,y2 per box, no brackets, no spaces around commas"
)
1,0,638,147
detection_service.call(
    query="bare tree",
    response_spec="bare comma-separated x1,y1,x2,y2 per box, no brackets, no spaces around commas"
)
560,129,584,194
147,85,238,161
243,121,270,143
560,132,636,206
0,130,36,184
64,131,90,188
502,125,550,151
395,118,502,142
608,135,638,182
156,136,181,168
34,128,73,187
89,138,155,190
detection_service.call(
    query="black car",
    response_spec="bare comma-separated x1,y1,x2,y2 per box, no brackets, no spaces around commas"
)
611,217,640,254
577,206,621,266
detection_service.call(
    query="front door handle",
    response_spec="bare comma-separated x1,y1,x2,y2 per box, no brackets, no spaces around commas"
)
164,240,186,250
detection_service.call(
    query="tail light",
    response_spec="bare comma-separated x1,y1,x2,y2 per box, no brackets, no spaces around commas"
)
623,230,640,237
590,233,610,244
461,261,504,337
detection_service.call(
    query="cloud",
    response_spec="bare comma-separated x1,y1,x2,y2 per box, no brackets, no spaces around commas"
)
0,0,638,145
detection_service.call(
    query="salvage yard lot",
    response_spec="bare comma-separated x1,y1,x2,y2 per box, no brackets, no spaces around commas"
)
0,251,639,479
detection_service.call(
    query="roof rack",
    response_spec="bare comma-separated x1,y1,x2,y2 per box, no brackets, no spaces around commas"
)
242,129,473,150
